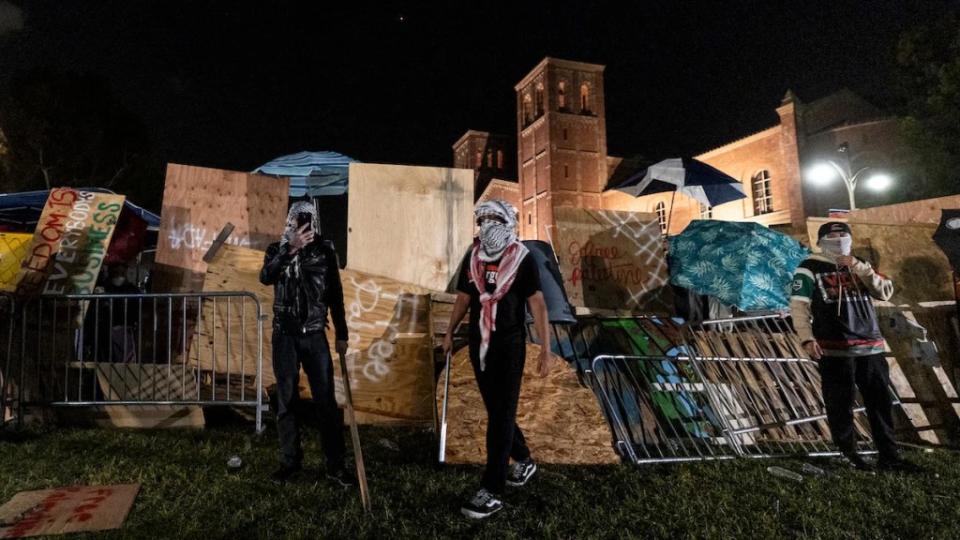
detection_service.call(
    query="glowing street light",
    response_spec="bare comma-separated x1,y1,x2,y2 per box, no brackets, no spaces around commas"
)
804,159,893,211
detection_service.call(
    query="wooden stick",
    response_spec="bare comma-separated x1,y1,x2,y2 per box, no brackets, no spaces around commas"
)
338,352,371,512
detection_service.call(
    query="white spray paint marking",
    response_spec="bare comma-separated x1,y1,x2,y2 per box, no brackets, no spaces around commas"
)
344,277,421,384
166,216,250,253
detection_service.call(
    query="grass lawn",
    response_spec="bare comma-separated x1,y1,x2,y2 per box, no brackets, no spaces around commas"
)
1,420,958,539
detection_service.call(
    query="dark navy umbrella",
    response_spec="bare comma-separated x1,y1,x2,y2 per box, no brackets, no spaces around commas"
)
610,157,747,207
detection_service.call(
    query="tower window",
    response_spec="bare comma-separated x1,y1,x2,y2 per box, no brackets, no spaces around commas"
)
752,170,773,215
523,93,533,125
475,150,482,169
563,128,568,141
558,81,567,110
486,149,493,168
535,82,545,117
564,165,569,178
528,213,532,225
496,150,504,169
580,83,591,113
655,202,667,233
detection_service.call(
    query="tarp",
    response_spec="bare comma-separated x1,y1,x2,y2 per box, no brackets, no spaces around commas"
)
0,189,159,231
253,150,357,197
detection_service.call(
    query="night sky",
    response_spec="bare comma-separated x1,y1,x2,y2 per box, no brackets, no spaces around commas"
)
0,0,953,175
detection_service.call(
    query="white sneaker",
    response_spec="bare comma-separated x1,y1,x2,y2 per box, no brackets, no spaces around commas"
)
506,458,537,487
460,488,503,519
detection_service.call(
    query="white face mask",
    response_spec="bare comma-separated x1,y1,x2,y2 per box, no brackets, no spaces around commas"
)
819,235,852,257
478,220,515,260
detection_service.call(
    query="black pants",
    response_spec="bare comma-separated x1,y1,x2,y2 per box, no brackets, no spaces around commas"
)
818,353,898,460
469,333,531,494
272,329,345,471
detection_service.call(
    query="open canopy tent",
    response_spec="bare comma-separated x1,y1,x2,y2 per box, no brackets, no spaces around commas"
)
253,150,357,197
0,188,161,232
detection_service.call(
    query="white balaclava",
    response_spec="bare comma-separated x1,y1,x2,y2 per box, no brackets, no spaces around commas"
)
474,200,519,262
819,234,852,258
280,201,321,249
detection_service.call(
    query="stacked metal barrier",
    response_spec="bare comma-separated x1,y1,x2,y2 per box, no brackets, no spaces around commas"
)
552,314,882,464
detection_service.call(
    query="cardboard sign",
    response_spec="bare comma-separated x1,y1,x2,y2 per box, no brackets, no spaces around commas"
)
14,189,125,296
0,232,33,292
553,207,672,313
41,192,125,295
0,484,139,538
14,188,78,295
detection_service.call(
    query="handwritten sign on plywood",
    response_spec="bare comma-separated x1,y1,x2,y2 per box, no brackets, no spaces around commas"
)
553,207,671,313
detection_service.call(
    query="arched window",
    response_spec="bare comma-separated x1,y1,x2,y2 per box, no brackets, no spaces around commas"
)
558,81,567,110
655,202,667,233
475,150,482,169
535,82,545,116
580,83,590,113
522,93,533,125
752,170,773,215
486,150,494,168
699,202,712,219
496,150,504,170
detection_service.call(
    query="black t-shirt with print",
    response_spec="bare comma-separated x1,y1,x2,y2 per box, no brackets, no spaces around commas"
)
456,248,541,341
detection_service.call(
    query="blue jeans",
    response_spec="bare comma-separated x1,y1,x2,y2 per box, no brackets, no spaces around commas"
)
272,330,345,471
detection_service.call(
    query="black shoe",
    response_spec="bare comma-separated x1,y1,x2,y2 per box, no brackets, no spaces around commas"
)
271,463,303,484
506,458,537,487
460,488,503,520
878,457,924,474
326,467,357,488
841,453,876,472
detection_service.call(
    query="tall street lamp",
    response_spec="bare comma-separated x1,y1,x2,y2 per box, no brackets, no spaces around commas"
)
804,145,893,211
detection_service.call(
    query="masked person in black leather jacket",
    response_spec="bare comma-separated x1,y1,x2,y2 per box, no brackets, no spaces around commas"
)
259,201,354,486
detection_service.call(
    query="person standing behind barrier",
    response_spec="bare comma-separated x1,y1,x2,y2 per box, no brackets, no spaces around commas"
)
789,222,920,473
442,200,554,520
259,201,354,487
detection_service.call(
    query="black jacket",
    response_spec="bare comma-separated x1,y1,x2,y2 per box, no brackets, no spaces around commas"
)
259,239,348,340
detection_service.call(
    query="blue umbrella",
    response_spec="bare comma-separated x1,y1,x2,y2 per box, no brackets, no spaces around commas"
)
254,151,357,197
669,220,809,311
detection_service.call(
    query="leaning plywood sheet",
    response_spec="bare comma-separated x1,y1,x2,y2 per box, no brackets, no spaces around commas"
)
346,163,473,291
806,218,952,305
553,207,672,314
154,163,289,291
201,244,436,424
440,343,619,465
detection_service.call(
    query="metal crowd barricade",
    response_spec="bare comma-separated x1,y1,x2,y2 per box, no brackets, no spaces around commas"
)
582,314,884,464
2,292,266,433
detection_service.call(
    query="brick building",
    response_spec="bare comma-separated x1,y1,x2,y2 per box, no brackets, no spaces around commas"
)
454,57,912,240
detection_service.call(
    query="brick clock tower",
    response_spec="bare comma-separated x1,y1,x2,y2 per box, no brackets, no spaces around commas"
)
515,58,608,240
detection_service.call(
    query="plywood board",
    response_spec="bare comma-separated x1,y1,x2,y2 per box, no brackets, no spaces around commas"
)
849,195,960,225
346,163,473,292
806,218,953,305
155,163,289,291
552,207,671,313
0,484,139,538
201,244,436,424
439,343,619,465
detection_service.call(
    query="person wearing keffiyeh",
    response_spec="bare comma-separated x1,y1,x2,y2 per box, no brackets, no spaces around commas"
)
442,199,554,520
260,201,355,488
